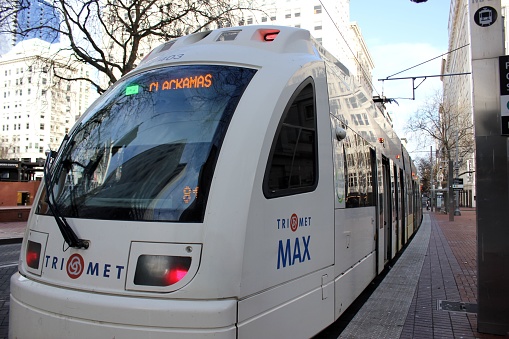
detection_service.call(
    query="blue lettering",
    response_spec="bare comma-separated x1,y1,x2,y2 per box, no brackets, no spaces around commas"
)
298,217,311,227
293,237,301,264
51,257,58,269
277,236,311,269
60,257,64,270
87,262,99,276
302,236,311,261
277,239,292,269
116,265,125,279
103,264,111,278
45,255,50,267
277,219,281,229
281,219,286,229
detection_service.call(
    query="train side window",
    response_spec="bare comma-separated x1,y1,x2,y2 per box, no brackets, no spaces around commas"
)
345,133,375,208
263,79,317,198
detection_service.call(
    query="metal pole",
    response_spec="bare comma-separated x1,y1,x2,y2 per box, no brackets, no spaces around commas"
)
454,130,461,216
448,159,454,222
430,146,434,212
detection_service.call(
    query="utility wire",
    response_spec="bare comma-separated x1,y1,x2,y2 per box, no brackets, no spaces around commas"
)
318,1,470,101
385,43,470,79
318,0,382,98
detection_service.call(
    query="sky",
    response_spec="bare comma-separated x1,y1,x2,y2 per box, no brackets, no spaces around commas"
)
350,0,451,158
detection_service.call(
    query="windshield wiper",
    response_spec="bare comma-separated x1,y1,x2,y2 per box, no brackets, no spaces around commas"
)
44,137,89,250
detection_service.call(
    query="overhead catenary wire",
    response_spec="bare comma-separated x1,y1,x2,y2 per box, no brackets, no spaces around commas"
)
318,0,382,98
318,1,470,101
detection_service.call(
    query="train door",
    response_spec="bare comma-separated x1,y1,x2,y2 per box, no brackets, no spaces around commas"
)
371,149,382,274
399,169,406,244
391,165,401,256
381,157,392,264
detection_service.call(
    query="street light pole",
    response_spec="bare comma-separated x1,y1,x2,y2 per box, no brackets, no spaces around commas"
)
448,159,454,222
430,145,434,212
454,129,461,216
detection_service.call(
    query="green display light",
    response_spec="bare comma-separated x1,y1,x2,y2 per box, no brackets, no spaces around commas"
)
125,84,140,95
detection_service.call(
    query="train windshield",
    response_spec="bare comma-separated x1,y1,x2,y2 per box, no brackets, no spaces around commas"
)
36,65,257,222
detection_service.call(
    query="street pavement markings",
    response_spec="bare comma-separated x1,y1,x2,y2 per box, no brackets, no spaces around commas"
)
0,263,18,269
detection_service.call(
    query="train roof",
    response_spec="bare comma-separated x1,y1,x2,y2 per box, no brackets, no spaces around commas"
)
137,25,320,71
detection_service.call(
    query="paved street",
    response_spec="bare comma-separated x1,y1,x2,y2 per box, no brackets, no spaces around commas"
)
0,243,21,339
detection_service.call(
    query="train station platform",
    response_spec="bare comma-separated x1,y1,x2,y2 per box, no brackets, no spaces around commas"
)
334,209,503,339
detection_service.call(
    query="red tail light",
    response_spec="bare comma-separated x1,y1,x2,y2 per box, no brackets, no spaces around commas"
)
26,240,42,270
134,255,192,287
264,31,280,41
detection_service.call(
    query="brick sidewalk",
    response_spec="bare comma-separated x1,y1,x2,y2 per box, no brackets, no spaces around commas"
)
402,209,503,339
0,222,25,243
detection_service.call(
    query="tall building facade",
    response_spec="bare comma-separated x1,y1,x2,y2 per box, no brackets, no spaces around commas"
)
14,0,60,45
443,0,509,207
0,39,91,171
442,0,474,207
241,0,374,94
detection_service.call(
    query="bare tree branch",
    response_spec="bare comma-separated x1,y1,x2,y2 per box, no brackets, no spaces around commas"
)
405,89,474,164
1,0,259,93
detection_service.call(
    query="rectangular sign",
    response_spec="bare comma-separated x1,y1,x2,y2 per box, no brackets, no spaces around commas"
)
453,178,464,191
499,55,509,96
500,56,509,134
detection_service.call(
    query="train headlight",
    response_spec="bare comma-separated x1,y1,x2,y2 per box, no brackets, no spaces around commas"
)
134,255,191,286
126,242,202,292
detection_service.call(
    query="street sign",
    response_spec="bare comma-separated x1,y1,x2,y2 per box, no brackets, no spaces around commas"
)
499,55,509,134
452,178,464,191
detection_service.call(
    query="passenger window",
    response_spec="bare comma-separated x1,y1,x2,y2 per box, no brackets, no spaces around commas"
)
263,80,317,198
344,133,375,208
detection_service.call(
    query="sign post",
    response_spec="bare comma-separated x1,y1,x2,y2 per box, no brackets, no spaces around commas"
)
470,0,509,335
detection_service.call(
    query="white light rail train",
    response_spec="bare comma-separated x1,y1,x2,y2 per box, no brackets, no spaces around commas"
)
10,26,422,338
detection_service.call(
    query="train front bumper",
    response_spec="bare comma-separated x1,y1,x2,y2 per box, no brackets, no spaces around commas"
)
9,272,237,339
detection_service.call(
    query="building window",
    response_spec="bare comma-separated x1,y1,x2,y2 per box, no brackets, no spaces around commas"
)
40,123,44,130
314,5,322,14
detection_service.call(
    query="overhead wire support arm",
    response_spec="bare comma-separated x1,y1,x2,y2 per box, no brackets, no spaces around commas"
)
377,43,471,100
378,72,472,100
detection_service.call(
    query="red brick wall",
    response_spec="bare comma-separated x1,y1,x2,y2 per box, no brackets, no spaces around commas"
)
0,181,41,207
0,208,31,222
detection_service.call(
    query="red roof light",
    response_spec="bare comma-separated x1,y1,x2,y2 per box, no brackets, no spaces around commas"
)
264,31,280,41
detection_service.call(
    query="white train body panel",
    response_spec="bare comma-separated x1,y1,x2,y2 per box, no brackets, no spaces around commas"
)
9,26,421,339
